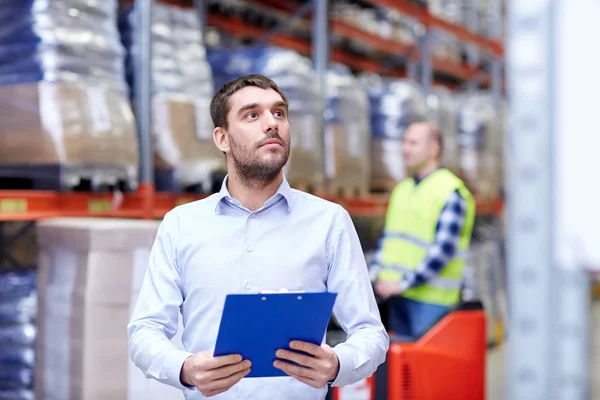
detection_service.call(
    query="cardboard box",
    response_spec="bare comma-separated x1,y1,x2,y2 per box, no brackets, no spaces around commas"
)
35,218,185,400
324,123,370,193
0,82,139,167
152,94,226,187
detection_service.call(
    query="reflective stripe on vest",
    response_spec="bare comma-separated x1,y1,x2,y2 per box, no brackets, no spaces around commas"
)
382,231,468,260
380,263,463,291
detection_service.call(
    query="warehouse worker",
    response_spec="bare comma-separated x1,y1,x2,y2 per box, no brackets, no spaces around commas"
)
128,74,388,399
372,122,476,339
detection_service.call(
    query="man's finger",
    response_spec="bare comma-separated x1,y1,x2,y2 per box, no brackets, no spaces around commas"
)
285,372,322,389
211,360,252,380
206,368,251,392
288,341,324,357
276,349,316,368
205,354,243,369
273,360,318,380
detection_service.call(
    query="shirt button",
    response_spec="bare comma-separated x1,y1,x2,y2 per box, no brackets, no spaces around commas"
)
247,246,253,252
251,213,256,218
246,284,251,290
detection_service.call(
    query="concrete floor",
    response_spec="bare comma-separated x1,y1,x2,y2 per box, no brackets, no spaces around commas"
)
487,300,600,399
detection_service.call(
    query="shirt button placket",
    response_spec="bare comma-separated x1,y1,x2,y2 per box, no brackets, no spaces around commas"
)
243,212,255,292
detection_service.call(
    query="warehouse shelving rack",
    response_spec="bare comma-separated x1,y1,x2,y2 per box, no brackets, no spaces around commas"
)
0,0,505,221
0,0,506,270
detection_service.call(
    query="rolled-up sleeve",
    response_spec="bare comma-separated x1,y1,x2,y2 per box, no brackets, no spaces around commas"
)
327,207,390,387
127,210,194,391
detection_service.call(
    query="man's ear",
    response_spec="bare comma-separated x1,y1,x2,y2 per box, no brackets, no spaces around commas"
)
213,126,229,153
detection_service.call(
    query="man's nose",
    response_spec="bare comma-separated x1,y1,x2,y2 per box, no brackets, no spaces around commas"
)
263,112,277,133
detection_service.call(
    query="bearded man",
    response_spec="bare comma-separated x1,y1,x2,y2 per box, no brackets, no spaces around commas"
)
128,74,389,400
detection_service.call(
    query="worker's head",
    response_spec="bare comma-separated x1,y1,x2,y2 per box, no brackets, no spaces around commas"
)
210,74,291,186
402,122,443,175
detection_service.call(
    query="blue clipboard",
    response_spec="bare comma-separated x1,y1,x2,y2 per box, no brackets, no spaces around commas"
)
213,292,337,378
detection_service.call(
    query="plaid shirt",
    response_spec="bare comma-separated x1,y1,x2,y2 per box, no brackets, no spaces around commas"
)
370,187,467,291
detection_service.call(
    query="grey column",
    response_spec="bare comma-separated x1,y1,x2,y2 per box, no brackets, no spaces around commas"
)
134,0,154,187
312,0,329,185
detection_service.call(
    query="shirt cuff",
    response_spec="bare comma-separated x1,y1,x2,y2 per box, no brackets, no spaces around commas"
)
165,349,196,391
330,345,355,387
399,276,412,292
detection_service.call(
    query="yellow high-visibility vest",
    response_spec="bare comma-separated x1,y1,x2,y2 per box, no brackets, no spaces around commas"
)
377,168,476,307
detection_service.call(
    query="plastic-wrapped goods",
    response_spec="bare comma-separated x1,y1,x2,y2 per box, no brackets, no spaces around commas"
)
427,0,463,63
0,0,139,190
120,3,225,192
0,270,37,398
207,46,322,188
0,367,34,391
0,347,35,368
455,91,502,199
426,85,460,175
324,64,371,194
35,218,186,400
360,74,428,190
0,388,35,400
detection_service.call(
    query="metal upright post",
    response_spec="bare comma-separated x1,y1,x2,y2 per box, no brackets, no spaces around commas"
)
192,0,208,45
506,1,591,399
312,0,329,187
489,0,502,108
420,30,432,95
135,0,154,217
464,0,481,68
505,1,554,399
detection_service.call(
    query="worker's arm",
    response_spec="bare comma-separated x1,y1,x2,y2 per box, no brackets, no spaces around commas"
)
327,207,390,387
399,190,467,291
127,210,194,390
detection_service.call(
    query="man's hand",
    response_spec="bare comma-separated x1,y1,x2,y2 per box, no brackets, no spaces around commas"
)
180,351,251,397
273,341,339,388
375,280,404,300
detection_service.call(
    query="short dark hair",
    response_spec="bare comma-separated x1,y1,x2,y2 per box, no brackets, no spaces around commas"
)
210,74,289,129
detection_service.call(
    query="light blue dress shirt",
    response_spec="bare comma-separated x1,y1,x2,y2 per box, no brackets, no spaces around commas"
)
128,176,389,400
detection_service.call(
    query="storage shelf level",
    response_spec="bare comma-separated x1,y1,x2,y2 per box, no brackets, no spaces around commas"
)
0,190,503,221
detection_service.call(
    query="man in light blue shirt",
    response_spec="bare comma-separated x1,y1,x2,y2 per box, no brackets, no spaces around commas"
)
128,74,389,399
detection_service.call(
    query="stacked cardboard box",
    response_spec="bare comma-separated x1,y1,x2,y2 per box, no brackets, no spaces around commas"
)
35,218,185,400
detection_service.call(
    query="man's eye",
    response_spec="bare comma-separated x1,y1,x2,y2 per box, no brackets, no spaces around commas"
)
246,112,257,119
274,110,284,117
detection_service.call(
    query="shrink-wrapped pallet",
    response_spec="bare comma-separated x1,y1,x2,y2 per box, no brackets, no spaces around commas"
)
361,75,428,190
456,91,502,199
426,85,460,175
35,218,184,400
428,0,463,63
119,3,224,192
0,0,139,190
324,64,371,195
208,46,322,189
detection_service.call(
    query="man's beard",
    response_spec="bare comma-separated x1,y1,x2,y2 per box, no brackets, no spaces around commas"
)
229,133,290,189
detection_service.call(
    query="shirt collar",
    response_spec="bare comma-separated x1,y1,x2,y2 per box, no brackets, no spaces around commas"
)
413,165,444,185
214,174,294,213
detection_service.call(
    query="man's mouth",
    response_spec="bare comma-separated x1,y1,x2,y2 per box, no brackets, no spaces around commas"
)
261,139,282,147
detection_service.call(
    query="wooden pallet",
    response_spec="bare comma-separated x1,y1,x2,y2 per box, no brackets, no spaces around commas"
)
326,185,371,199
289,180,326,196
370,178,398,193
0,164,136,193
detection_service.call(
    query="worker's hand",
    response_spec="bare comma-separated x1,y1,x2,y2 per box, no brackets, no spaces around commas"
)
273,341,339,388
180,351,251,397
375,280,404,300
